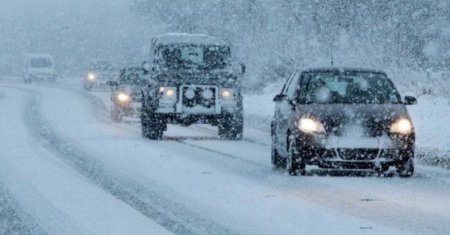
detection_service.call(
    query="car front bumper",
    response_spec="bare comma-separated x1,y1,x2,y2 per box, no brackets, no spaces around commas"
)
293,132,414,168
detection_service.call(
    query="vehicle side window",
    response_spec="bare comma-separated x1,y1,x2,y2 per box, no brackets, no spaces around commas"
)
281,72,296,95
286,72,301,99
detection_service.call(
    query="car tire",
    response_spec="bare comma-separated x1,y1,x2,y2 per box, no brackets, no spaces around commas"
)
218,112,243,140
396,157,414,178
141,101,165,140
286,140,306,176
271,147,286,170
84,84,92,91
111,105,122,122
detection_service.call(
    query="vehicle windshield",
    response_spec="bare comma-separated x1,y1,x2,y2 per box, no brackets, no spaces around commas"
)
119,68,146,85
158,45,230,70
301,72,402,104
90,61,113,71
30,58,52,68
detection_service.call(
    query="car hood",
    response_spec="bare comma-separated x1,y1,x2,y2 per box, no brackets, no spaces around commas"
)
295,104,412,137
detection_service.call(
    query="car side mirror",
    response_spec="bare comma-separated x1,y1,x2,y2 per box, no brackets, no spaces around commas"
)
142,61,151,73
404,96,417,105
107,81,118,87
273,94,287,102
240,63,246,75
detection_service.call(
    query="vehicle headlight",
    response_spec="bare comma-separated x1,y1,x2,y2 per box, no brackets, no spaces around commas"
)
298,118,325,134
159,87,176,97
88,73,96,81
390,118,413,134
159,87,177,103
117,92,131,103
221,88,234,100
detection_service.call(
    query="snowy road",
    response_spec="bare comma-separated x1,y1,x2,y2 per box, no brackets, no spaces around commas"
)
1,81,450,234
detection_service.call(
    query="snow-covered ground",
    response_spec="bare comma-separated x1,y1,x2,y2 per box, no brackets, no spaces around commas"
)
1,79,450,234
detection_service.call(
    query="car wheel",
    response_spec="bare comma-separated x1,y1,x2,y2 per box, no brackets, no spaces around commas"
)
286,141,306,176
271,146,286,170
141,108,164,140
218,113,243,140
84,84,92,91
111,105,122,122
396,157,414,178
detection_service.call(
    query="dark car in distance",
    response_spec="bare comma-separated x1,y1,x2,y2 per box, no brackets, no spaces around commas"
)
271,68,417,177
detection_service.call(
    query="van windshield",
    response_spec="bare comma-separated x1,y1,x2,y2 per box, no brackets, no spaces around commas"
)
30,58,52,68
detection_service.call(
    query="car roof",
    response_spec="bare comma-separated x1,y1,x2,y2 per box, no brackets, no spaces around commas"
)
152,33,229,46
300,67,387,75
25,53,53,59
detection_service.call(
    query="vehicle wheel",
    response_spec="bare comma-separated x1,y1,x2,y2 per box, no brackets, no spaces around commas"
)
286,140,306,176
84,84,92,91
218,112,243,140
111,105,122,122
271,146,286,170
141,110,164,140
396,157,414,178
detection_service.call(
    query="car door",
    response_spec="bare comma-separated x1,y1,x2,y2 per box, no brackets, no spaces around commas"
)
274,71,301,157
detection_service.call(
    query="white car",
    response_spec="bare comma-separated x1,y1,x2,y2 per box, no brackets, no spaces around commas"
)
23,54,57,83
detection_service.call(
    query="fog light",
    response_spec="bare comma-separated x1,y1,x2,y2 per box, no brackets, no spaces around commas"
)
202,89,213,99
184,88,195,99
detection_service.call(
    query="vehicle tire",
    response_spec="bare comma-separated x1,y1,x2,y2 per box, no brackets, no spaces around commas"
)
218,112,243,140
141,102,165,140
111,105,122,122
286,139,306,176
271,146,286,170
84,84,92,91
396,156,414,178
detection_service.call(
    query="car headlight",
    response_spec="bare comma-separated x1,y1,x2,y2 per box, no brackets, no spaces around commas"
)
159,87,176,97
221,88,234,100
390,118,413,134
88,73,96,81
159,87,177,103
298,117,325,134
117,92,131,103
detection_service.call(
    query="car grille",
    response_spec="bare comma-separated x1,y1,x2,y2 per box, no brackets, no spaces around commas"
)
182,86,216,108
338,149,380,160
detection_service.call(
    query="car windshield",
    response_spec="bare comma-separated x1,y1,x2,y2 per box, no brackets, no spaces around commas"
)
120,68,145,84
91,61,113,71
30,58,52,68
158,45,230,70
301,72,402,104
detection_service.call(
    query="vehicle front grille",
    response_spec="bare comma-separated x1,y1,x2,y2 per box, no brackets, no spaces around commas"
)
338,149,380,160
182,86,216,108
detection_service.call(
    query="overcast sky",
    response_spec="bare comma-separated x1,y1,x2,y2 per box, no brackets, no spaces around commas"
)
0,0,154,75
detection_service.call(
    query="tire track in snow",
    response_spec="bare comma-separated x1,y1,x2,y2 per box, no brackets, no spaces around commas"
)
15,86,238,235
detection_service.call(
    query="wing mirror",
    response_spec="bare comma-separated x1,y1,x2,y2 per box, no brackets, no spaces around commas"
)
106,81,119,91
142,61,152,73
240,63,246,75
404,96,417,105
273,94,287,102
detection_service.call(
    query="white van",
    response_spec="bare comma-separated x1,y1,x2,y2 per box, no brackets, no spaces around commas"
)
23,54,57,83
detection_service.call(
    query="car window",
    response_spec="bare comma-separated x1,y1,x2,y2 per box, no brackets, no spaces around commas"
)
280,72,296,95
286,72,301,99
300,72,402,104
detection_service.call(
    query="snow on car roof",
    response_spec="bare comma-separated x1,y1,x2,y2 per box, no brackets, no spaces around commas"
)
153,33,229,46
301,67,386,74
25,53,53,59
